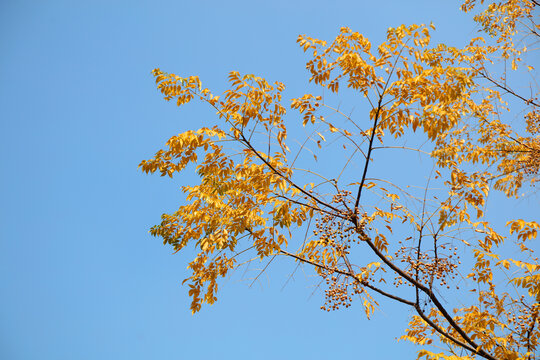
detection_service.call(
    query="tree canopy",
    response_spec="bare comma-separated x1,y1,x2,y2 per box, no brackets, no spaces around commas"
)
140,1,539,359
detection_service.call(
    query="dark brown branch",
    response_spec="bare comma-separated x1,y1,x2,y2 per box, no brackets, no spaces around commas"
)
278,249,415,307
240,133,344,215
354,96,383,211
354,43,406,212
479,71,540,108
280,248,495,360
355,224,497,360
414,304,479,355
271,194,344,219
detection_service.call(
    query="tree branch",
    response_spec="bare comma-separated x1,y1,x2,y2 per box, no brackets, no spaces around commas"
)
354,223,497,360
479,70,539,108
354,95,383,211
278,249,415,307
239,132,344,216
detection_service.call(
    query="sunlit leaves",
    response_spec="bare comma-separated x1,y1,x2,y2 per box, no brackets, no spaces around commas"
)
142,1,539,358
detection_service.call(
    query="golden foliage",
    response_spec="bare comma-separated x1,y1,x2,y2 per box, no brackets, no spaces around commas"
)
141,1,539,358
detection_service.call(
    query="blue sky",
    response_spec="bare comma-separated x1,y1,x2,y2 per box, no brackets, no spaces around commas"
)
1,1,537,359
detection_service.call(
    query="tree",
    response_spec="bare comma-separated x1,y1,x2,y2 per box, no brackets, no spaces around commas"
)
140,1,539,359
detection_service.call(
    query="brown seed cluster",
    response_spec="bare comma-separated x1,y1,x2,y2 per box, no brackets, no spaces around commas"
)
313,190,364,249
313,190,370,311
393,241,460,289
319,273,365,311
330,189,353,205
508,298,540,343
313,214,355,249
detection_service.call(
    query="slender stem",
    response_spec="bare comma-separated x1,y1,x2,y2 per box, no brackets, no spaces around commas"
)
271,194,341,219
239,133,343,215
479,70,539,108
354,96,383,212
354,43,406,212
278,249,415,306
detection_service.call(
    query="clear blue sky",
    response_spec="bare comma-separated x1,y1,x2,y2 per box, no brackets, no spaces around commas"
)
1,1,535,359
